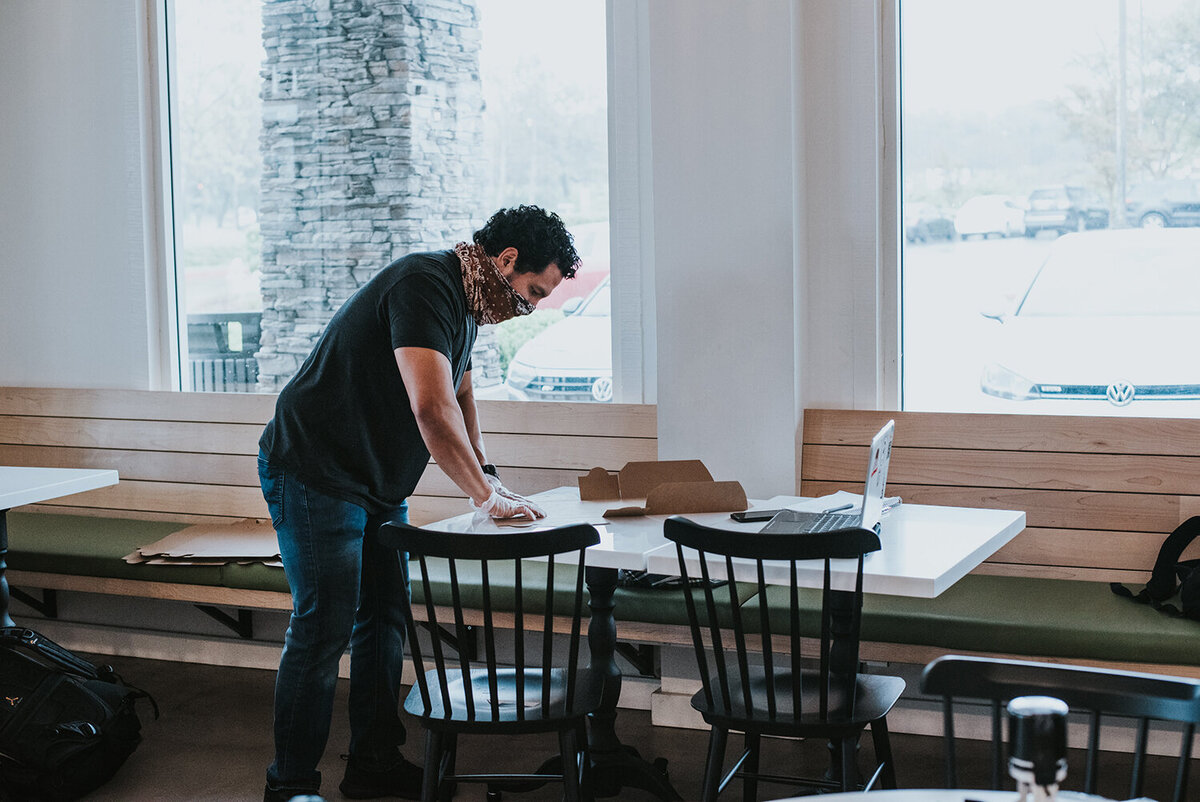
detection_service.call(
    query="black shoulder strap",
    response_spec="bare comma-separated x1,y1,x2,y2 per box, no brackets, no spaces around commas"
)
1111,516,1200,618
0,626,160,717
1178,560,1200,621
0,627,100,678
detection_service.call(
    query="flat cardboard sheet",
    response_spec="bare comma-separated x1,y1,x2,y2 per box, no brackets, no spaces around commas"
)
578,460,747,517
124,518,281,567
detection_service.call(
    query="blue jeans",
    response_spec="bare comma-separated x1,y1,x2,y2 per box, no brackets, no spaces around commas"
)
259,453,410,792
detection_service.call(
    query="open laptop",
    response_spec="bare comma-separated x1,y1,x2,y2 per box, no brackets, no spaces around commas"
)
762,419,895,535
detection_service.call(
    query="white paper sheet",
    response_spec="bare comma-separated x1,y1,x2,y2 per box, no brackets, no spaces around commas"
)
785,490,901,515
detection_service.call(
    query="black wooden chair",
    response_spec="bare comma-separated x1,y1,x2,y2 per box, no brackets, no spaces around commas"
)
921,654,1200,802
662,515,904,800
377,521,605,802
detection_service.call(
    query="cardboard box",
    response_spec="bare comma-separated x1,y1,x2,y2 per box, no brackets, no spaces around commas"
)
578,459,748,517
124,518,281,566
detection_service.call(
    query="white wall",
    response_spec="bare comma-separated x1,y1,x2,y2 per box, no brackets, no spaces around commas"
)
646,0,888,497
798,1,896,413
0,0,891,498
0,0,153,389
646,0,803,497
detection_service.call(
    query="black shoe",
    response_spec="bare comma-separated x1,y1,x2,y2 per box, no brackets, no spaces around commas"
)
263,785,324,802
338,755,424,800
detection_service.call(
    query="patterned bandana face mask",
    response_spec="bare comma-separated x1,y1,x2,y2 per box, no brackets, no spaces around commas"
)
455,242,536,325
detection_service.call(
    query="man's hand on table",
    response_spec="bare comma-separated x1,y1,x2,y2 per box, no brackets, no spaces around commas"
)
472,480,547,520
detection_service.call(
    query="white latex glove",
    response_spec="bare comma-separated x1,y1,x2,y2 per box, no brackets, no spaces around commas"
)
483,474,547,517
471,489,545,520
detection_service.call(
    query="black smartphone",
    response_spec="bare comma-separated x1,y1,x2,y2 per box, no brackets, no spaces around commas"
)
730,509,783,523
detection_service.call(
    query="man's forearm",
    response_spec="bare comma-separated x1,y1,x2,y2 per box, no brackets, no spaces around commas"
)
395,348,494,507
456,372,487,466
413,398,493,506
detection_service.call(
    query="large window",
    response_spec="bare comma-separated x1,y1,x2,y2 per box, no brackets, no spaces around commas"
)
167,0,264,392
166,0,610,400
474,0,612,403
900,0,1200,417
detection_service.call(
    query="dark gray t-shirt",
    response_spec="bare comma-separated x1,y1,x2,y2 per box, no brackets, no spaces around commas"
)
259,250,476,513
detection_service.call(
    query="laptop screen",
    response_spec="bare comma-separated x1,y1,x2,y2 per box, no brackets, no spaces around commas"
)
859,420,895,529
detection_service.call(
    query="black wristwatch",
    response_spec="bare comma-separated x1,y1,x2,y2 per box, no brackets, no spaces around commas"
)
481,463,499,478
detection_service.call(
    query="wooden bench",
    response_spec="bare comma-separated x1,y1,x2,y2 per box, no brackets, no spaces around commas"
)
5,388,1199,681
0,386,661,640
801,408,1200,679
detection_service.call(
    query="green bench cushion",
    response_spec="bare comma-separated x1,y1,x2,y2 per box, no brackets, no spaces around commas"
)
5,512,223,586
868,574,1200,666
4,513,747,626
756,574,1200,666
12,513,1196,666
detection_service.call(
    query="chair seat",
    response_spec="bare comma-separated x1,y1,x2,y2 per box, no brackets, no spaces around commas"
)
405,665,606,734
691,669,905,738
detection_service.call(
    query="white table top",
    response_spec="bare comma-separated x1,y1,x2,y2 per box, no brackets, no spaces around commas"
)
644,493,1025,598
0,466,119,511
428,487,1025,597
426,486,748,571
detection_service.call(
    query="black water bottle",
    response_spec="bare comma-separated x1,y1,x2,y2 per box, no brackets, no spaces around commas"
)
1007,695,1069,802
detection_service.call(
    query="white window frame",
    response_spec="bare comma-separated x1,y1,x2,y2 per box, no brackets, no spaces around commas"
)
139,0,183,391
879,0,901,410
145,0,651,402
607,0,655,405
798,0,900,412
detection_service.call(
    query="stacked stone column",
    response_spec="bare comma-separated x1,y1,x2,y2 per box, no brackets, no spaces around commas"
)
257,0,495,390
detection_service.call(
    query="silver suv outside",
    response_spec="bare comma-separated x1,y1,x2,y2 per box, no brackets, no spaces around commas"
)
1023,185,1109,237
1125,178,1200,229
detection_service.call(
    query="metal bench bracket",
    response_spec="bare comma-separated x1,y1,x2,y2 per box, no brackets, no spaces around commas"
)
9,587,59,619
419,621,478,661
616,641,657,677
195,605,254,639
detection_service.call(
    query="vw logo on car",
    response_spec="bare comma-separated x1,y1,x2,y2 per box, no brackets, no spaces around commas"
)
1106,381,1135,407
590,376,613,403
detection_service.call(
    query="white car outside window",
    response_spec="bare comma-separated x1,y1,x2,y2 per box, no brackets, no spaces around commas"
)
504,278,612,402
980,228,1200,413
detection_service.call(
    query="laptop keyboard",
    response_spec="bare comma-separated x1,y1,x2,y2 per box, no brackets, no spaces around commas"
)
804,512,860,532
761,509,872,535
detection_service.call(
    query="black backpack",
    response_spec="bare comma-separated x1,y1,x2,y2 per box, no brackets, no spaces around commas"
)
0,627,158,801
1111,516,1200,620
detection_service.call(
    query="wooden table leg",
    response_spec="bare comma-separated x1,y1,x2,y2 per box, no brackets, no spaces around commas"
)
585,566,681,800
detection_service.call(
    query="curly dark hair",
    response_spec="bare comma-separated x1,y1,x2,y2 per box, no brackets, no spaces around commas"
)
472,205,580,279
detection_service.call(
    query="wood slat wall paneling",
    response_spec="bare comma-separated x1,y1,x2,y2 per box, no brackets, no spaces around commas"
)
47,482,269,519
802,444,1200,495
0,387,658,526
466,433,657,470
0,445,256,486
0,387,277,423
990,527,1176,570
406,496,474,527
804,408,1200,457
414,466,594,498
0,416,263,455
801,480,1190,534
972,563,1152,584
25,506,248,525
477,400,657,439
801,408,1200,582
